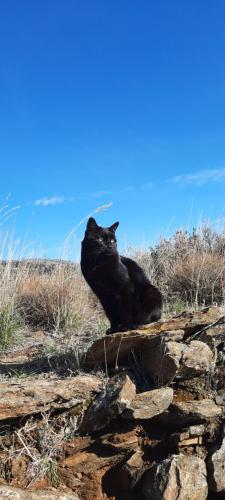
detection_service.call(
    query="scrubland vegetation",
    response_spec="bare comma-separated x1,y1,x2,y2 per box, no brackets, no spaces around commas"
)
132,224,225,312
0,220,225,349
0,218,225,496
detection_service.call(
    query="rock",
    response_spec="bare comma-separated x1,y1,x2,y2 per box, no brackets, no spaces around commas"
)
0,486,79,499
80,373,136,433
199,323,225,349
156,399,222,427
0,374,102,421
100,429,139,451
179,340,215,379
140,306,224,337
0,344,45,364
207,425,225,492
85,330,163,368
59,427,140,499
85,306,222,369
142,341,183,385
183,424,206,436
171,306,224,337
172,399,222,420
122,387,173,420
0,347,86,377
167,425,206,449
142,340,214,385
215,366,225,405
118,450,145,492
142,454,208,500
215,389,225,406
173,376,213,401
179,436,203,446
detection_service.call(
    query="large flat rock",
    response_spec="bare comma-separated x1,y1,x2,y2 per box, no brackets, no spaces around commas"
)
85,307,224,367
0,374,102,421
156,399,222,427
122,387,173,420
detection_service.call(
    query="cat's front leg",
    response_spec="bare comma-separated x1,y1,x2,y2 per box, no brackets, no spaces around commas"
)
106,296,133,334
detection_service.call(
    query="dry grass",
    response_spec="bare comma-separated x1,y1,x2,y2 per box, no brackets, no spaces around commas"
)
0,259,108,348
0,260,30,348
0,216,225,348
0,413,73,487
127,224,225,313
17,266,108,335
18,269,82,331
165,253,225,306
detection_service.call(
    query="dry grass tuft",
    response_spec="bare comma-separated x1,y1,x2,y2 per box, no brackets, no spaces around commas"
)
18,272,78,331
166,253,225,306
16,264,108,335
130,224,225,313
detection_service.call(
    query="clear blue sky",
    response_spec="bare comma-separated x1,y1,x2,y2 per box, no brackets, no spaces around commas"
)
0,1,225,259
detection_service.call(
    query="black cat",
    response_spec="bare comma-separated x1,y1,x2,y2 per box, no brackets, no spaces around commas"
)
81,218,163,333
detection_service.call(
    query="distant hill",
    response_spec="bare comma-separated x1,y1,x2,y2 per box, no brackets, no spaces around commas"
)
0,258,78,274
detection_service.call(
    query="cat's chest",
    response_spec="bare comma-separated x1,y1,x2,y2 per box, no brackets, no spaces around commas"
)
86,259,130,287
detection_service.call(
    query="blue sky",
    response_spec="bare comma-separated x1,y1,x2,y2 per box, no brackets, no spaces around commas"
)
0,1,225,259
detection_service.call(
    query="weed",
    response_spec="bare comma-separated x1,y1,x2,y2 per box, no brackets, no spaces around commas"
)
0,306,22,348
43,458,59,487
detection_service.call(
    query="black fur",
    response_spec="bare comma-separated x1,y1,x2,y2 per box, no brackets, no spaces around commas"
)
81,218,163,333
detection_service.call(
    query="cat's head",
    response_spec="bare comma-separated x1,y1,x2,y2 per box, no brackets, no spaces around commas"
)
84,217,119,253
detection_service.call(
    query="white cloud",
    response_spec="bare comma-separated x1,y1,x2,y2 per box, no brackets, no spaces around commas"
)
34,196,65,206
34,181,154,208
171,168,225,186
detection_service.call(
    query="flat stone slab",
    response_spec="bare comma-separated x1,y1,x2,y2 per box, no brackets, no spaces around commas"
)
0,374,102,421
122,387,173,420
156,399,222,427
85,307,224,367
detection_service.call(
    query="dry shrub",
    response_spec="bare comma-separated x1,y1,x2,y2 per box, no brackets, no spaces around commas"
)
18,274,74,331
0,260,31,347
132,224,225,310
17,264,108,333
166,253,225,306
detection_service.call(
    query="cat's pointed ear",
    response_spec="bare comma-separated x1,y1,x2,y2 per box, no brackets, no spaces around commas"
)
109,221,119,232
86,217,98,232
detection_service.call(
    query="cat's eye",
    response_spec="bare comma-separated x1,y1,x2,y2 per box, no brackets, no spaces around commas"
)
110,239,115,244
98,237,103,243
